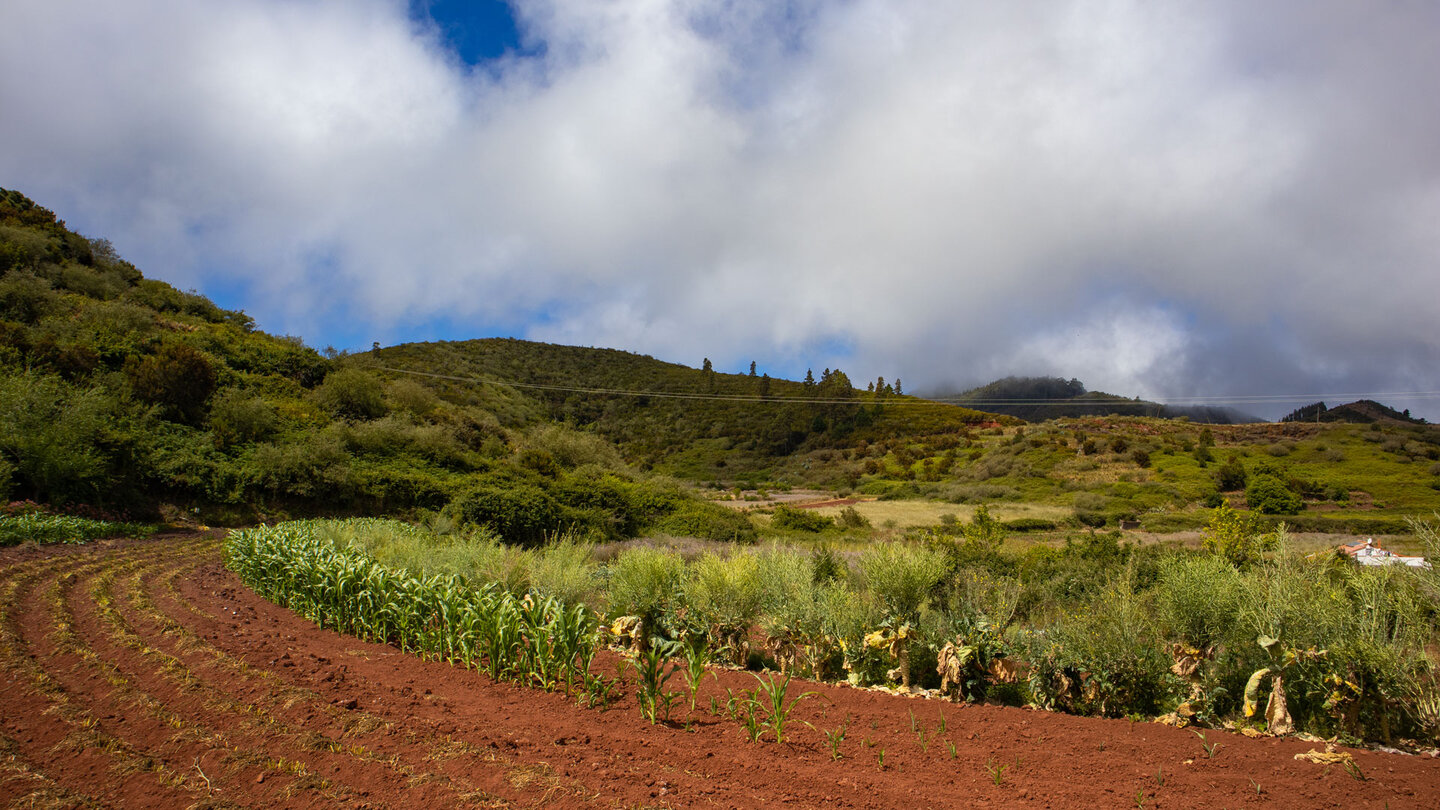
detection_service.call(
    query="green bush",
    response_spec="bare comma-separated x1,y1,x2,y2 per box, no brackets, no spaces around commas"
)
1246,474,1303,515
655,500,755,542
1215,455,1248,491
124,341,217,424
605,546,686,642
859,542,946,625
769,504,832,532
1002,517,1056,532
313,368,387,421
1030,571,1175,717
685,551,765,664
209,389,278,447
1155,554,1243,650
446,481,564,547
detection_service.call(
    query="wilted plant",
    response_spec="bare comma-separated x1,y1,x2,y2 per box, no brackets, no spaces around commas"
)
1244,635,1326,735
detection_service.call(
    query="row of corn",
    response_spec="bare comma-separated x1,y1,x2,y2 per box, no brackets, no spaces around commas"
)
223,522,601,691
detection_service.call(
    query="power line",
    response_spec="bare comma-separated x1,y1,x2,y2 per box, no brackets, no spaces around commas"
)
374,365,932,406
374,364,1440,411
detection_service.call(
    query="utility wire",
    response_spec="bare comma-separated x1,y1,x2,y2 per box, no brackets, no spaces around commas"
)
374,364,1440,411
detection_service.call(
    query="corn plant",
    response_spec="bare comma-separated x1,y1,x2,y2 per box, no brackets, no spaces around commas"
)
679,631,715,714
814,716,848,760
224,520,604,702
749,672,818,744
985,757,1010,785
634,639,684,724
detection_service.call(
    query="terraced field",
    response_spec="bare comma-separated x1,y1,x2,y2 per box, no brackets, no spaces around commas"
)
2,533,1438,808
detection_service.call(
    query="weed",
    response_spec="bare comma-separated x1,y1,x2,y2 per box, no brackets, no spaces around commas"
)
1133,788,1146,807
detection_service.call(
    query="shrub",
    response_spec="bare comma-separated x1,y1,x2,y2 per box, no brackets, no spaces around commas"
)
124,342,217,424
686,551,765,664
1215,455,1248,491
837,505,870,528
859,542,946,625
1030,571,1175,717
0,371,122,503
1156,554,1244,650
527,535,601,605
209,389,278,447
1246,474,1303,515
770,504,832,532
526,423,625,470
1002,518,1056,532
313,368,387,421
655,500,755,542
1201,500,1272,567
446,481,563,547
606,547,686,642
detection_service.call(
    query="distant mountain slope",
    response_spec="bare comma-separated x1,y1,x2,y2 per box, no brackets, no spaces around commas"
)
924,376,1256,424
1282,399,1427,425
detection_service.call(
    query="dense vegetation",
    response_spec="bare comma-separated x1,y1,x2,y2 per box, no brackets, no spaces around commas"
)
229,516,1440,745
0,189,752,538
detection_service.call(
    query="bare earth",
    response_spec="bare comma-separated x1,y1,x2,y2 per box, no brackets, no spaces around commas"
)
2,534,1437,808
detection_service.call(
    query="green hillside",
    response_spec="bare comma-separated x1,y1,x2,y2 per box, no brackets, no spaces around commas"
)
0,188,749,542
374,339,1010,485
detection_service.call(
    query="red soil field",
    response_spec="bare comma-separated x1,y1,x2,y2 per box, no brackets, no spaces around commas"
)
2,533,1437,808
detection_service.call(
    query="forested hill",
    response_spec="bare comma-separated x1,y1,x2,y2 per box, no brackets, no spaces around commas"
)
927,376,1256,424
373,338,1011,478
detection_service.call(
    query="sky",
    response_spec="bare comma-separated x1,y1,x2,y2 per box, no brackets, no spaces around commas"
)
2,0,1439,421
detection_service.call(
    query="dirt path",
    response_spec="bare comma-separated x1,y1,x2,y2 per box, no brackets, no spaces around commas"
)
2,535,1437,808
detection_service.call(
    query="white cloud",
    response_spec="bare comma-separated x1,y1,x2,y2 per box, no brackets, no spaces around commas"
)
2,0,1438,417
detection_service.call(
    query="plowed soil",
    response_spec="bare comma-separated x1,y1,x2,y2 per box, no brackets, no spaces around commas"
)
2,533,1437,809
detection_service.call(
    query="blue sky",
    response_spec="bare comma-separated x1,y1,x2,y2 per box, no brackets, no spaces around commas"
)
2,1,1439,420
411,0,525,64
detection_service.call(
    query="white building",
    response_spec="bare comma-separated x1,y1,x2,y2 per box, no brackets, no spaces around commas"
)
1338,538,1430,568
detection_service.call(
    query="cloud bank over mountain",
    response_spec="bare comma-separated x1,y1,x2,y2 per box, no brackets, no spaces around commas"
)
3,0,1437,418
